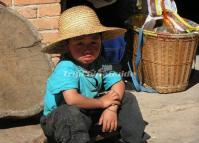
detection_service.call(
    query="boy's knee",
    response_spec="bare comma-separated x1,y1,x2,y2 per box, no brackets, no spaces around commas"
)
66,105,81,115
53,105,90,136
122,91,137,104
57,104,81,117
59,104,91,129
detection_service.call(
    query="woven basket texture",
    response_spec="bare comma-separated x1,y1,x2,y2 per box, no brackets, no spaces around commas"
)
132,16,199,93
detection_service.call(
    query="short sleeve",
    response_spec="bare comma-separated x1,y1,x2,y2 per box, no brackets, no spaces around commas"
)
47,61,79,94
103,71,122,90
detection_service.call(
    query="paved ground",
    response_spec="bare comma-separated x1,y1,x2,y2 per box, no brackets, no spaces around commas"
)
0,55,198,143
0,114,45,143
133,88,199,143
133,55,199,143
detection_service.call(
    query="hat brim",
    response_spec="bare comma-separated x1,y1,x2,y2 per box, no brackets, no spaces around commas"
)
41,26,126,54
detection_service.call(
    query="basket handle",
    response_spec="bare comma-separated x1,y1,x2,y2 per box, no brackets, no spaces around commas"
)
128,27,156,93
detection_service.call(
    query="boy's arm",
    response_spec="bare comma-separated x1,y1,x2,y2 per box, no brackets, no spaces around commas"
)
98,80,125,132
110,80,125,101
106,80,125,112
63,89,120,109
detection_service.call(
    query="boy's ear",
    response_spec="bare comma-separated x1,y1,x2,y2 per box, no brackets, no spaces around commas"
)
65,40,69,51
100,32,103,39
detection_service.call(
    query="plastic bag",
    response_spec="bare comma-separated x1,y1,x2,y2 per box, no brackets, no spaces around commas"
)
146,0,199,33
147,0,162,16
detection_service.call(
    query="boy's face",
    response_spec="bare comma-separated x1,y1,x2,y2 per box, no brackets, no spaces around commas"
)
68,33,101,65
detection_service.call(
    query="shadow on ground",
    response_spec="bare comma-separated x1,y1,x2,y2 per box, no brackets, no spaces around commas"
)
196,47,199,55
188,69,199,89
0,112,122,143
0,112,41,129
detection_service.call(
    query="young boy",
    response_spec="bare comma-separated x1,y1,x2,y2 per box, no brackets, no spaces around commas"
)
40,5,147,143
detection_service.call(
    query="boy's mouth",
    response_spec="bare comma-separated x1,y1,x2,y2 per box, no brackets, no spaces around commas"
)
80,55,95,63
83,55,93,58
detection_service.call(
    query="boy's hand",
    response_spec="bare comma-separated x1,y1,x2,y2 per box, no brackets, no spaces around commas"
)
98,90,120,108
98,109,118,132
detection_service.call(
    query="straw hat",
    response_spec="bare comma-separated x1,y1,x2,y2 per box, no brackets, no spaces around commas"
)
42,5,126,54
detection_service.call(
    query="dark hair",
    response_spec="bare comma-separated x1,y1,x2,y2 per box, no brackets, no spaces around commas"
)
60,40,69,60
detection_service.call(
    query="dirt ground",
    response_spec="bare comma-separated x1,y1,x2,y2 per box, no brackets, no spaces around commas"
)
134,88,199,143
0,55,198,143
133,55,199,143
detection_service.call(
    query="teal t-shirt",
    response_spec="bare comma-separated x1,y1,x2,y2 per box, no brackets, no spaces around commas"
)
43,57,122,115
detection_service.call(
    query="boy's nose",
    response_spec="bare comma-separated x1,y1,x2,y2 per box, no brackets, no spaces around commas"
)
84,49,92,54
83,43,93,50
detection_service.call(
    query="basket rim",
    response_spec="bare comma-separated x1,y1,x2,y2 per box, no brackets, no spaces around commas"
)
130,14,199,38
133,26,199,38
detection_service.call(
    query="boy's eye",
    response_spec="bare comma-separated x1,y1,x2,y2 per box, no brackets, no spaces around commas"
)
76,42,84,46
91,42,97,45
91,40,100,45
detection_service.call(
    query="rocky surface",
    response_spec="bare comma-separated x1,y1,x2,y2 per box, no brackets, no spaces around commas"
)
0,5,52,119
0,124,44,143
0,115,46,143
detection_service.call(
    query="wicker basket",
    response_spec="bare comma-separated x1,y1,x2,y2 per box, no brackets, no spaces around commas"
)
130,15,199,93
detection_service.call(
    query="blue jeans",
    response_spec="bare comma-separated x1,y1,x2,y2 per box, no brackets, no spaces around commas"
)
40,92,147,143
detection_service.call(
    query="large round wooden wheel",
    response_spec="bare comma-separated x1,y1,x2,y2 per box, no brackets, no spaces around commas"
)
0,5,52,119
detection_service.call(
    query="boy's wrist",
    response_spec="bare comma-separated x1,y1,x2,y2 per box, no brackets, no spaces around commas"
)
110,89,122,101
96,98,104,108
106,108,117,113
107,104,118,112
